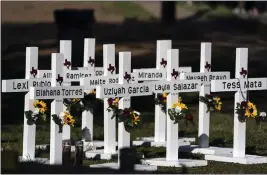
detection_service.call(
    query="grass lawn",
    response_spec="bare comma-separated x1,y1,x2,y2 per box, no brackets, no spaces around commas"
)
2,103,267,173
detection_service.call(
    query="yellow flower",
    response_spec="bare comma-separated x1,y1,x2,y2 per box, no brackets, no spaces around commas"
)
244,101,257,118
132,112,140,125
179,102,188,109
63,112,75,127
38,101,47,114
33,100,39,108
178,97,182,102
91,89,96,94
162,93,167,98
215,97,222,111
72,98,81,103
114,98,120,107
172,101,188,110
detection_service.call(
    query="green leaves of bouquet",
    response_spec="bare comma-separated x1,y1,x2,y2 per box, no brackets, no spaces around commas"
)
24,100,47,125
168,97,194,126
63,89,102,116
52,111,76,133
199,94,222,113
107,98,141,132
154,92,168,112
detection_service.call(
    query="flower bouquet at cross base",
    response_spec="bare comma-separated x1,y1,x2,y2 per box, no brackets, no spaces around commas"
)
236,100,266,125
154,92,168,112
168,97,194,126
51,111,75,133
199,94,222,113
24,100,47,125
107,98,141,132
63,89,102,116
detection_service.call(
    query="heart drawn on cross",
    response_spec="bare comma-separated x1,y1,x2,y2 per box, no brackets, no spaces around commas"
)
107,64,115,74
30,67,37,78
63,59,71,69
240,67,247,78
124,72,132,83
88,56,95,66
160,58,167,68
56,74,63,85
171,69,179,79
205,62,211,72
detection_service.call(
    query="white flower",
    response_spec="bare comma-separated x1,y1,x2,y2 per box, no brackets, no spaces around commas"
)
209,98,213,102
259,112,266,118
32,108,40,115
79,101,84,106
59,112,65,120
175,106,182,113
134,111,140,115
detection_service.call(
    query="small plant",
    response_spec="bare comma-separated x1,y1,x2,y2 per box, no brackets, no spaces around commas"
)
199,94,222,113
107,98,141,132
24,100,47,125
154,92,168,112
236,101,259,123
168,97,194,126
51,111,76,133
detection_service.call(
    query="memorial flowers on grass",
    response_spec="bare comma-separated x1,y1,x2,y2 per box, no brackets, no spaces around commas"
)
107,98,141,132
52,111,75,133
199,94,222,113
24,100,47,125
154,92,168,112
168,97,194,126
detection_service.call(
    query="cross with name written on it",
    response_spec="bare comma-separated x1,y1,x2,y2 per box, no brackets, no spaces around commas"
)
30,53,84,165
141,49,207,167
206,48,267,164
37,67,104,81
180,42,231,150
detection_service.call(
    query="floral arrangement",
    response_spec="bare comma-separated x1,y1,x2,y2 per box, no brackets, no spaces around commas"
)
24,100,47,125
63,89,102,116
236,101,267,125
199,94,222,113
235,100,259,123
154,92,168,112
51,111,75,133
107,98,141,132
168,97,194,125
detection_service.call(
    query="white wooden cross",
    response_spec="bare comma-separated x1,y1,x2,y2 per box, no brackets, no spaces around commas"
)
29,53,84,165
205,48,267,164
180,42,230,148
132,40,193,145
80,44,118,156
1,47,52,161
93,52,159,171
141,49,208,167
37,39,103,143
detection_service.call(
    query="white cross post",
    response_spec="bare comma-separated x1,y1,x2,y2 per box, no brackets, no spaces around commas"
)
29,53,84,164
91,53,157,171
141,49,207,167
179,42,231,152
1,47,53,161
37,39,103,145
205,48,267,164
81,44,120,159
60,40,72,141
132,40,193,146
81,38,95,143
